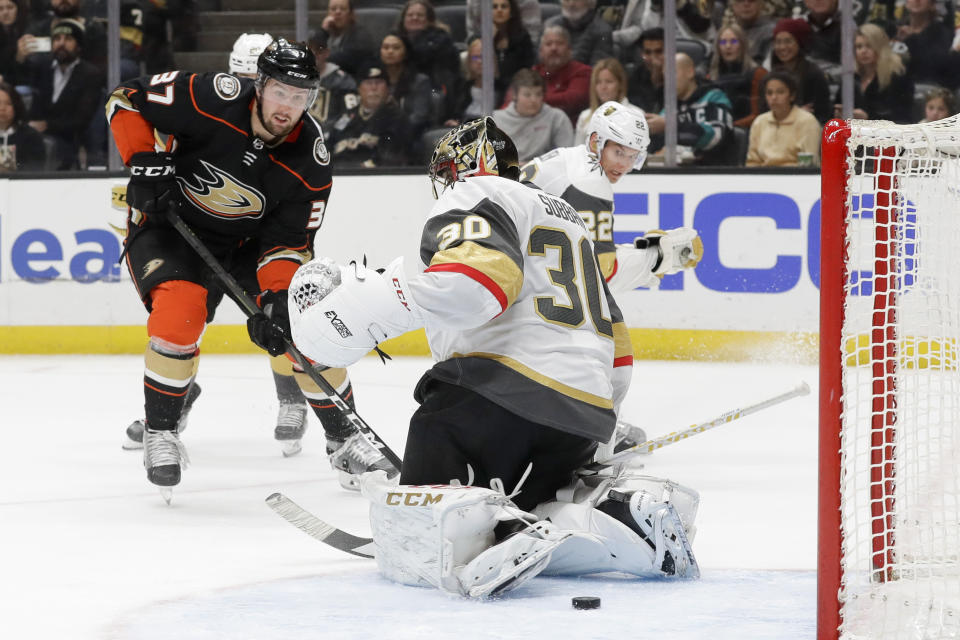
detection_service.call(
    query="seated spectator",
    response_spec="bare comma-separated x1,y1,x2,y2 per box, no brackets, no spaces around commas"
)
322,0,375,76
308,29,358,140
545,0,613,65
18,0,109,74
395,0,459,102
471,0,535,94
328,63,412,168
646,52,737,166
710,23,767,128
379,32,434,140
766,18,832,124
0,0,28,82
919,85,955,122
0,80,45,170
574,57,634,144
467,0,542,44
895,0,953,86
846,24,913,124
801,0,841,71
493,68,574,162
445,36,501,127
615,0,714,51
747,71,821,166
724,0,776,64
533,25,591,123
626,27,664,113
27,18,103,170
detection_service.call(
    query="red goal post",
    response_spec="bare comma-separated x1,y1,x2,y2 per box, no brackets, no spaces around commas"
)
818,118,960,640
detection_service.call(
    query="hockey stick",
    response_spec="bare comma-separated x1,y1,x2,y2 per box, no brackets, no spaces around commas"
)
167,208,402,471
265,492,375,558
593,381,811,467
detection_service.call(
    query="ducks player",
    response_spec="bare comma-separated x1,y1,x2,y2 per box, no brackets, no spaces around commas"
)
286,118,699,598
520,101,702,295
106,39,394,495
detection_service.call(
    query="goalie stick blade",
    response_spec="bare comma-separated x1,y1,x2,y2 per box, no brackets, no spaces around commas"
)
265,492,375,559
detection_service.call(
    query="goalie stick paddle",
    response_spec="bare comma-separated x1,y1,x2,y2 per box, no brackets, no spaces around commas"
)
166,207,402,471
593,381,811,467
265,492,375,558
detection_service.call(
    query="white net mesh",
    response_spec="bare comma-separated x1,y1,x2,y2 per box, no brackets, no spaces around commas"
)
839,117,960,639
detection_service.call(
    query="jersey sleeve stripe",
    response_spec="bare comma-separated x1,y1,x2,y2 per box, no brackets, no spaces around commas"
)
257,259,300,292
597,250,617,281
613,354,634,368
426,241,524,309
188,73,248,137
613,321,632,363
267,154,333,192
425,262,509,314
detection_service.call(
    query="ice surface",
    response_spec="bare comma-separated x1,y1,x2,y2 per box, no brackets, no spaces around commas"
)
0,355,819,639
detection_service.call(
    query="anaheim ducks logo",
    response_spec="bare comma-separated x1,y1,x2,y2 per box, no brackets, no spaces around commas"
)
177,160,266,219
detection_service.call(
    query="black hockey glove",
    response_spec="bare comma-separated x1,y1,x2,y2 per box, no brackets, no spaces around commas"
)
247,290,291,357
127,151,177,216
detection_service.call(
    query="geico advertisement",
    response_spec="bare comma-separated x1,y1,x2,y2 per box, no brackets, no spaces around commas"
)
0,174,824,331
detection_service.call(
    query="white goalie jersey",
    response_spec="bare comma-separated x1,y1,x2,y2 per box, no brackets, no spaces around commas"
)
520,145,617,278
411,175,633,443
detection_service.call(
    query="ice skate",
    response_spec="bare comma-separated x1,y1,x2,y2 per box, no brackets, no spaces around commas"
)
143,428,190,500
123,383,201,450
275,401,308,457
613,419,647,454
327,431,398,490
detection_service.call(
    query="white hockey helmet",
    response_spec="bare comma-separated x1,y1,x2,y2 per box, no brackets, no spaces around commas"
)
586,101,650,170
229,33,275,76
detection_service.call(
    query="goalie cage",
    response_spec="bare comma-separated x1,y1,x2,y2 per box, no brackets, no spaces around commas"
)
819,117,960,639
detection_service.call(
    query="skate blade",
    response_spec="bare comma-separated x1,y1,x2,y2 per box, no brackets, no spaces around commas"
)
279,440,302,458
159,487,173,505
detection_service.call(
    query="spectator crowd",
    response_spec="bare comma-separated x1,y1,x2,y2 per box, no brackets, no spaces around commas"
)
2,0,960,172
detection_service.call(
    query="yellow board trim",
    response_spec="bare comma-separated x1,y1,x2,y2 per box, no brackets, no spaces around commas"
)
0,325,820,363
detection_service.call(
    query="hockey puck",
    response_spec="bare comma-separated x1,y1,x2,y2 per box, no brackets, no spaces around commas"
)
572,596,601,610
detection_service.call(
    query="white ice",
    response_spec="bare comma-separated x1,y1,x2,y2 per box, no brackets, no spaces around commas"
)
0,355,818,639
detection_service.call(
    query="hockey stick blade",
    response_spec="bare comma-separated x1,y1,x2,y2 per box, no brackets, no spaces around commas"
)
265,492,375,559
598,381,811,465
166,206,401,471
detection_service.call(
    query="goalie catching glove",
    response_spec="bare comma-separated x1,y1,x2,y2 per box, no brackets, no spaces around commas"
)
288,257,422,368
608,227,703,293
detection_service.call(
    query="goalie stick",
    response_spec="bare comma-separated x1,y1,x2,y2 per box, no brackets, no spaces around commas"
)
583,381,811,472
167,207,402,471
265,492,374,558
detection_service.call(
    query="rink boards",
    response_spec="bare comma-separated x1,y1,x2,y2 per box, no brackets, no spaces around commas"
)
0,173,823,360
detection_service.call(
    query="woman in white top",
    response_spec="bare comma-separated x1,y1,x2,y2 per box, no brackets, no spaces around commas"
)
574,57,633,145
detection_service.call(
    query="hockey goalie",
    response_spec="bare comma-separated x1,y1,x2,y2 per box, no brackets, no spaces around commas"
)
287,118,701,597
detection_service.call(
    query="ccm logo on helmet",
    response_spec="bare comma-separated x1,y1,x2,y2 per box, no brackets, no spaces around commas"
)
130,166,175,177
286,71,308,78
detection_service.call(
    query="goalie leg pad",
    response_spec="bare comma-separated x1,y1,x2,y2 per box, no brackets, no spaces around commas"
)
360,471,560,597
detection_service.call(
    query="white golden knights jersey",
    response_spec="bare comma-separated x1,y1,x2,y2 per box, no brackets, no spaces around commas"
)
105,71,332,293
411,176,633,443
520,145,617,281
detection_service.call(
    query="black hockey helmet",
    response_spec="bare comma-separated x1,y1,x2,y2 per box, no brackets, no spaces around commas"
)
428,117,520,199
256,38,321,92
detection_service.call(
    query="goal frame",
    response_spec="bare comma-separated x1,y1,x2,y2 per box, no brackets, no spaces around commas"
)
818,118,900,640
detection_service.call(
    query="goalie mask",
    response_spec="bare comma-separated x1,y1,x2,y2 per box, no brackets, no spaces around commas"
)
586,101,650,170
428,117,520,199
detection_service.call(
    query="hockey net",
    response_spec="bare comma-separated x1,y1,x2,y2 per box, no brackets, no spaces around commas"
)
819,117,960,640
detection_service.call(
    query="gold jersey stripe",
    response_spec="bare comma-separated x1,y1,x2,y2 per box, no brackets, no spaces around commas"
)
453,351,613,409
429,241,523,307
612,321,632,360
